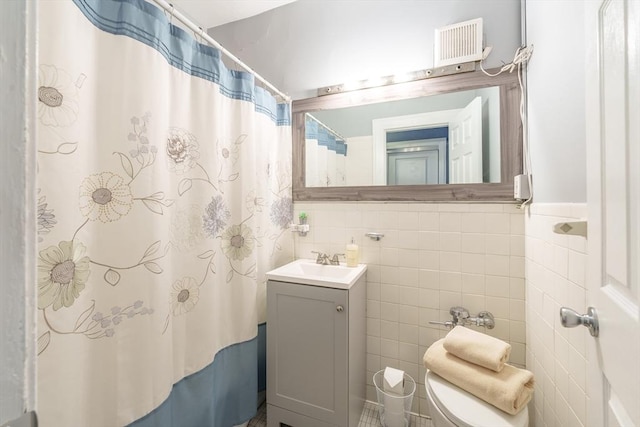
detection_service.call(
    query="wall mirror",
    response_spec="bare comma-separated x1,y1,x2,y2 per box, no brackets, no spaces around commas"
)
292,69,522,202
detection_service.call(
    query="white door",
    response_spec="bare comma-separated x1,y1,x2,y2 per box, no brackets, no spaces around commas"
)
449,96,482,183
387,149,440,185
586,0,640,426
372,109,459,185
387,138,447,185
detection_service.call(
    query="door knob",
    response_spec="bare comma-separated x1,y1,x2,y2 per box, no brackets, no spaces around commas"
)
336,305,344,312
560,306,599,337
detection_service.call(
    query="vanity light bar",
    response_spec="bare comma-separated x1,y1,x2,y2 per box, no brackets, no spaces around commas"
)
317,62,476,97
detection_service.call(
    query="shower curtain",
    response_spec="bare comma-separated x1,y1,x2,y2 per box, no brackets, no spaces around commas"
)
36,0,292,426
304,115,347,187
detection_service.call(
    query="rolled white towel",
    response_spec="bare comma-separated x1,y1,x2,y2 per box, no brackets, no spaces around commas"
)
424,339,534,415
443,325,511,372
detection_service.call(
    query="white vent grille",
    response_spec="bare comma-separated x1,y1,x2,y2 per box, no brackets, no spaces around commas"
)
434,18,483,67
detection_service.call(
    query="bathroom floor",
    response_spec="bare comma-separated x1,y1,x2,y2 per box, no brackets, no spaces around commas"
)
248,400,432,427
247,402,268,427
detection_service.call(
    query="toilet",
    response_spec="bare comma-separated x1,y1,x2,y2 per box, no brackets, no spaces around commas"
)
425,370,529,427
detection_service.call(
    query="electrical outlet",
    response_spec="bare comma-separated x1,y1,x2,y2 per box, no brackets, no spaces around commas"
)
514,174,531,200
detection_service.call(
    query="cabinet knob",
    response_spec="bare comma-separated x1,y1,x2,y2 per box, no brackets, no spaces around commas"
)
336,305,344,313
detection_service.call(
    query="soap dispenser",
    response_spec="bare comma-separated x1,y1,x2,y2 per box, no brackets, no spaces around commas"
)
346,237,359,267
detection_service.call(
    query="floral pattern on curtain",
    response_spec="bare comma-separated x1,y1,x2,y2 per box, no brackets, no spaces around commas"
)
36,0,292,425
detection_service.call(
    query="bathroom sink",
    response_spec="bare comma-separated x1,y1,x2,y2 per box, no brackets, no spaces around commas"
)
266,259,367,289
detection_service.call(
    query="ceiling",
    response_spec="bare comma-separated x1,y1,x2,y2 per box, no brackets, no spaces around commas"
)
171,0,297,29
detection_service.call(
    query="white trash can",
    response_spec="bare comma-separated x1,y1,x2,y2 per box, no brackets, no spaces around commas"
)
373,369,416,427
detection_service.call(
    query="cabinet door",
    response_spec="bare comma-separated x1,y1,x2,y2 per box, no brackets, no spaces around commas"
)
267,281,348,426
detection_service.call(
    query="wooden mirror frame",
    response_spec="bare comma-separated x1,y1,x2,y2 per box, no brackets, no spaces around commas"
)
292,68,522,202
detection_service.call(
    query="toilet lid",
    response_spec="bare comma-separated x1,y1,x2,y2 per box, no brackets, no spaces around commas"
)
426,370,528,427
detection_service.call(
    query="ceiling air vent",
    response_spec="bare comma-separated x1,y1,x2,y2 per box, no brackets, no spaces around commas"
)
434,18,483,67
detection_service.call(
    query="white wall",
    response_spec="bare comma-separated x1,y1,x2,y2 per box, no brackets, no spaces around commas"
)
0,0,37,424
210,0,522,99
524,1,590,425
525,204,588,427
525,0,586,203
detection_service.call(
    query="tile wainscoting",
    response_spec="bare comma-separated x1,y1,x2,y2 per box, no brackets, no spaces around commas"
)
525,203,589,427
292,202,526,416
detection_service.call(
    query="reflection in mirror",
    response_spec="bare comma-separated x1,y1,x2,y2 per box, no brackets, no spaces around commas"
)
292,69,523,202
307,87,500,187
304,114,348,187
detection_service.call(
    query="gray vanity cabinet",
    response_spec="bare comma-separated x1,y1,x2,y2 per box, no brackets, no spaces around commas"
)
266,275,366,427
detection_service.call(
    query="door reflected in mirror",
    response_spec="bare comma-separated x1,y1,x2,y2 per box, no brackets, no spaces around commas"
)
305,86,500,188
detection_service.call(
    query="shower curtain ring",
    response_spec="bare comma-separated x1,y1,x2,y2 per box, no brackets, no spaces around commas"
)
168,3,175,25
195,27,205,43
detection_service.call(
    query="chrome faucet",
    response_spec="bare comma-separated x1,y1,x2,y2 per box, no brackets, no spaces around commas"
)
429,306,495,329
467,311,495,328
311,251,345,265
311,251,330,265
450,306,470,324
329,253,344,265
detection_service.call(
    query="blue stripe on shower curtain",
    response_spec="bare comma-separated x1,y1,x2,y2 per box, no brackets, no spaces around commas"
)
305,117,319,140
73,0,290,125
69,0,282,425
336,140,347,156
327,134,337,152
317,128,329,148
130,324,266,427
130,337,258,427
305,116,347,155
129,324,266,426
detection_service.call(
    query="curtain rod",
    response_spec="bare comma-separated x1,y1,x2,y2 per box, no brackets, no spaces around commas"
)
150,0,291,102
306,113,346,142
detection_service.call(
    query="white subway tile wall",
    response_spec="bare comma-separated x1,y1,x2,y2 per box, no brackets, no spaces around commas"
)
293,202,526,416
525,203,588,427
